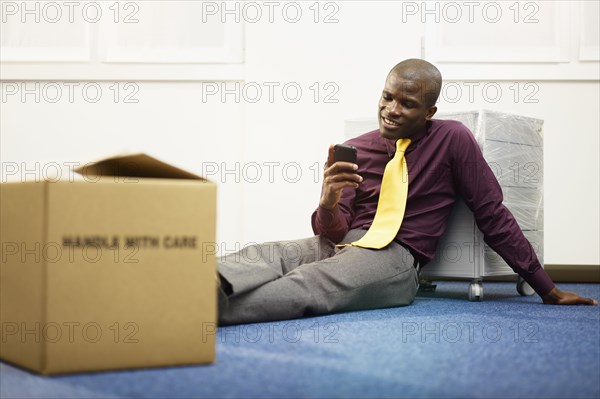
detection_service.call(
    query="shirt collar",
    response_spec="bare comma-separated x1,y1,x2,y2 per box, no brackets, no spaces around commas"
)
380,120,433,157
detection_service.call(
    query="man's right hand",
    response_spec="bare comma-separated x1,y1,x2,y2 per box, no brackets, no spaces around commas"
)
542,287,598,305
319,145,363,210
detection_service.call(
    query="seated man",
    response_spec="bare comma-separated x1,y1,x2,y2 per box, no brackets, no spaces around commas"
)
218,58,597,326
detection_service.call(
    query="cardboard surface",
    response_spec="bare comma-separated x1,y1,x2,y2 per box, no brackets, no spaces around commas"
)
1,154,217,374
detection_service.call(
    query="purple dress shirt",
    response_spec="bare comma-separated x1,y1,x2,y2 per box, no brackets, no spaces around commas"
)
312,119,554,296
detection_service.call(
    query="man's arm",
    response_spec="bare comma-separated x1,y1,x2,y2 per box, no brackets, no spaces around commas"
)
451,126,596,305
311,145,361,243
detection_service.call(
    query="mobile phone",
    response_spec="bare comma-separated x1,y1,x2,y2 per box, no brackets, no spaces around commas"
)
333,144,357,165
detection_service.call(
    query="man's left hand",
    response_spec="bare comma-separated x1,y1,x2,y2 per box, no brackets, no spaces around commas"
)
542,287,598,305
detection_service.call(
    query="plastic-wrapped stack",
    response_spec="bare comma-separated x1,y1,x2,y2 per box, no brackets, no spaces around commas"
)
423,110,544,288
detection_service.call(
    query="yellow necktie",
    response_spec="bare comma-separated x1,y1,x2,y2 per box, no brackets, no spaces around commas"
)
350,138,411,249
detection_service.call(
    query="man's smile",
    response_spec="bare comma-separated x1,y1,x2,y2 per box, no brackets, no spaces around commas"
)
381,115,402,129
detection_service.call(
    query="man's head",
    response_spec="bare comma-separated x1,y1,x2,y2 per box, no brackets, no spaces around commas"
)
378,59,442,141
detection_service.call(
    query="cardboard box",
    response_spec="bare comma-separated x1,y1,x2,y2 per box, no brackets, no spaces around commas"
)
0,154,217,374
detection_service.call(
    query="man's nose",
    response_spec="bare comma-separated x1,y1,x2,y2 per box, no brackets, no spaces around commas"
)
386,101,402,116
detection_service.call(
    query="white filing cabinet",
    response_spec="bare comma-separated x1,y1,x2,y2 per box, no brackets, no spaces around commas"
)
344,110,544,301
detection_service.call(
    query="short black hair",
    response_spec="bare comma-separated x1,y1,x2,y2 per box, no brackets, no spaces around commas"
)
389,59,442,107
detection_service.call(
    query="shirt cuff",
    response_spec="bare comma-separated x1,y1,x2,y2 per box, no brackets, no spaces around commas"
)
316,205,337,227
527,267,555,297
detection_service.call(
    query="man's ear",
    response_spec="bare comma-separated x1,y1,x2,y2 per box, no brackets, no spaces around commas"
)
426,106,437,120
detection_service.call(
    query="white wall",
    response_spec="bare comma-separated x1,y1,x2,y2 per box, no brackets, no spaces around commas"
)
1,1,598,265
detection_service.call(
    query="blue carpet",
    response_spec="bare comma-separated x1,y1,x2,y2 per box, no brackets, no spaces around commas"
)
1,282,599,399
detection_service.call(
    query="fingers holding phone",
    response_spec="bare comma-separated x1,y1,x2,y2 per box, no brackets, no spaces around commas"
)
320,144,362,210
332,144,360,177
333,143,357,165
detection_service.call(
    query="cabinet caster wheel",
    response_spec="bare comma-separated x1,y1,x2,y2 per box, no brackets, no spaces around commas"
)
418,279,437,293
468,281,483,301
517,276,535,296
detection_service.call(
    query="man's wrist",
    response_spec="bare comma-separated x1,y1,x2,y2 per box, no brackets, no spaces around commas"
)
316,204,337,226
319,198,337,210
542,288,562,304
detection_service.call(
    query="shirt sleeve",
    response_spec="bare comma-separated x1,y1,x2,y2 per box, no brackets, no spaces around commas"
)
450,126,554,296
311,184,356,243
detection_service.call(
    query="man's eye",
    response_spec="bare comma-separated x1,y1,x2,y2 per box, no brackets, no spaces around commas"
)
403,102,414,108
383,94,392,101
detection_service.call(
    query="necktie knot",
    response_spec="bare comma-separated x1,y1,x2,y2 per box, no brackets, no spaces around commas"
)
396,138,411,154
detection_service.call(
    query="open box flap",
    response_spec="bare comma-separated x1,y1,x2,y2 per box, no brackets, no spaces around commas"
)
73,153,203,180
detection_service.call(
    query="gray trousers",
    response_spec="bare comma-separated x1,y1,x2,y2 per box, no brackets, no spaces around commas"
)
218,229,419,325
